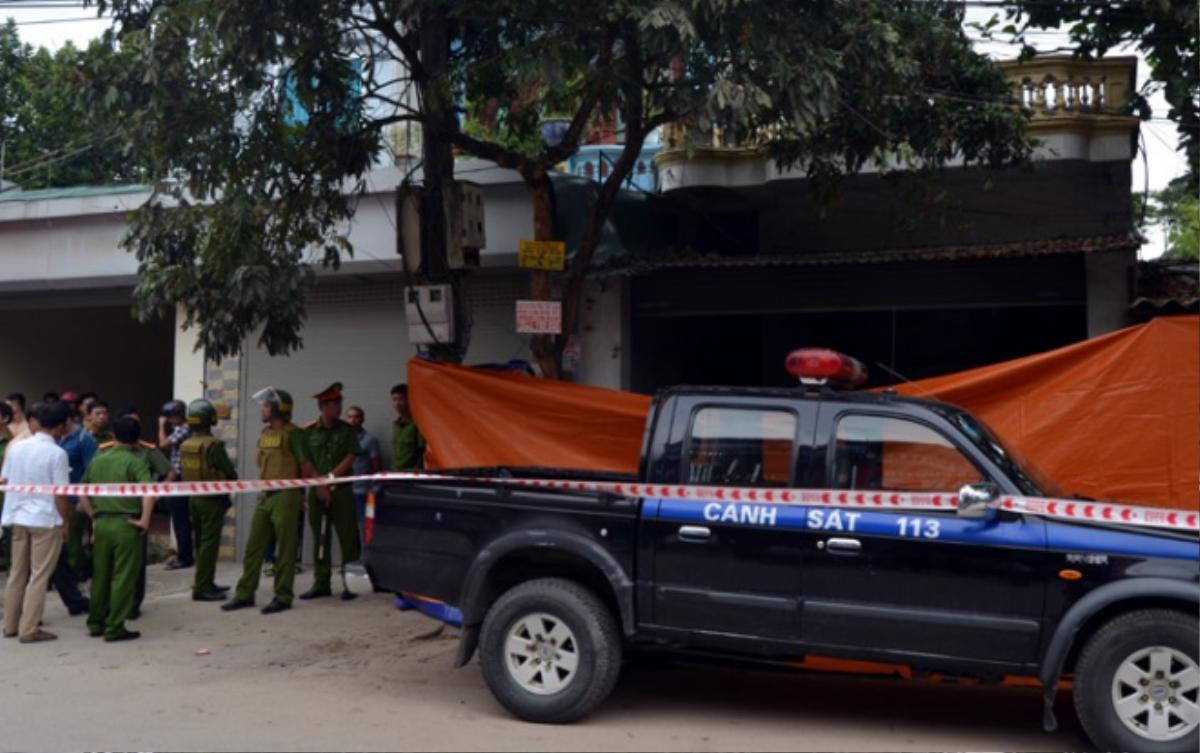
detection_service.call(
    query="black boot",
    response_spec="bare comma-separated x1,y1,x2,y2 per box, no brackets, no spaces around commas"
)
221,597,254,611
261,598,291,614
298,586,331,600
104,630,141,642
193,590,226,602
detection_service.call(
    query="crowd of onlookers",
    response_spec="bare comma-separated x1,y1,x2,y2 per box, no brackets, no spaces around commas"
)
0,383,424,644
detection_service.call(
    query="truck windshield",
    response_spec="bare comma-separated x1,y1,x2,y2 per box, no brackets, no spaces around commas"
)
945,411,1067,499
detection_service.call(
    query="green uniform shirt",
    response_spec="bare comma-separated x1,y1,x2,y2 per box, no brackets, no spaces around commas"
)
391,419,424,470
98,440,172,481
81,445,152,515
302,419,359,475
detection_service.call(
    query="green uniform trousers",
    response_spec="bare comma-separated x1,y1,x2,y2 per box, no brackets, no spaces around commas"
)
308,489,360,591
68,506,93,580
191,495,228,595
235,490,303,605
87,516,143,639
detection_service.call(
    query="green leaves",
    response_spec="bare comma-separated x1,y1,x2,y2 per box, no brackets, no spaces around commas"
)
1003,0,1198,191
80,0,1036,365
0,21,147,189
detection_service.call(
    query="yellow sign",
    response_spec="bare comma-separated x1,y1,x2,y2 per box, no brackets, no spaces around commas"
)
518,239,566,271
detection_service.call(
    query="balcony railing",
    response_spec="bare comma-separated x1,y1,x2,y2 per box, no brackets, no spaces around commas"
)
657,55,1139,160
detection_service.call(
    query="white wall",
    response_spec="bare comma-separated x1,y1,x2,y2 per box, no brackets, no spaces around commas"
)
230,272,531,555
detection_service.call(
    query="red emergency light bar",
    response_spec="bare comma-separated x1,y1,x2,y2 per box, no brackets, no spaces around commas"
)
786,348,868,388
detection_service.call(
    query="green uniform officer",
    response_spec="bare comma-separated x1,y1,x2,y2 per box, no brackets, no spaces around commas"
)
180,399,237,601
78,416,155,642
389,383,425,470
299,382,360,601
102,418,173,617
223,387,307,614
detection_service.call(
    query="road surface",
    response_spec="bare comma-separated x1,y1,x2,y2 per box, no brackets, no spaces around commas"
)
0,563,1090,751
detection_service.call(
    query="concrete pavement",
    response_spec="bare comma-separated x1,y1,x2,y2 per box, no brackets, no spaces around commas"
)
0,562,1091,751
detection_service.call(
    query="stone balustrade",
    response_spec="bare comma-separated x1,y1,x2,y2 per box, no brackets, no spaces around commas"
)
657,55,1140,164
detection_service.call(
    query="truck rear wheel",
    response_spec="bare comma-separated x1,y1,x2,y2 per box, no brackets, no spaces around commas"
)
479,577,622,723
1073,609,1199,753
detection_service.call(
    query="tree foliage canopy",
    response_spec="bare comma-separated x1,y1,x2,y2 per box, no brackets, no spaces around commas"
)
87,0,1032,363
0,20,144,189
990,0,1199,191
1141,180,1200,260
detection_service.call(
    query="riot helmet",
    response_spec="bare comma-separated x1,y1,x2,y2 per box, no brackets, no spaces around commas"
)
186,399,217,428
251,386,293,420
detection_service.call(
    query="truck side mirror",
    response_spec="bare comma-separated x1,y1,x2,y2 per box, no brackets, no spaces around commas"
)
957,482,1000,520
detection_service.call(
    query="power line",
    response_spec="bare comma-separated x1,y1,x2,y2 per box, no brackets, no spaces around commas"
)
6,15,104,25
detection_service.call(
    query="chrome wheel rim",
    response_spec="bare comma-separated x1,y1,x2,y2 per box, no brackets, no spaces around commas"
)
504,612,580,696
1111,645,1200,742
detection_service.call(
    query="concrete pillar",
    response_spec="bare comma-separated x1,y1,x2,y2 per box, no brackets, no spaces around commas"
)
172,303,207,402
575,278,627,390
1086,249,1135,337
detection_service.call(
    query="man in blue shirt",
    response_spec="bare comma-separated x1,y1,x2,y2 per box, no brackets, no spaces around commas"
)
41,406,90,615
346,405,382,546
59,410,98,580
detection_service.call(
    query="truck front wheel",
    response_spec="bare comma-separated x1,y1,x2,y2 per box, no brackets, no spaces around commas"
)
479,577,622,723
1073,609,1199,752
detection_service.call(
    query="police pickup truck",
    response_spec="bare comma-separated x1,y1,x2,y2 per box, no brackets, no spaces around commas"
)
364,350,1199,753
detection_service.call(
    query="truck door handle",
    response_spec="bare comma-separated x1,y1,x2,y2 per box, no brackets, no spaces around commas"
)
678,525,712,542
819,537,862,555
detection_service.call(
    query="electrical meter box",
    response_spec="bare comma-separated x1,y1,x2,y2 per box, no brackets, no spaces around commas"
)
405,284,455,345
397,181,485,272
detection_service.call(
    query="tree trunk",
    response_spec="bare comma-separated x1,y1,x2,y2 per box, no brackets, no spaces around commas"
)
417,5,467,362
525,167,561,378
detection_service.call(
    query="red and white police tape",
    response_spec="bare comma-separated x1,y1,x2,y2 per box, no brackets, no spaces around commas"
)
0,471,1196,533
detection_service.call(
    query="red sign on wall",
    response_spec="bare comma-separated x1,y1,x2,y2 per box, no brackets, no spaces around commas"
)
516,300,562,334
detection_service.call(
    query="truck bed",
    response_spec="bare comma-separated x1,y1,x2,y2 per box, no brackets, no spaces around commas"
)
365,468,640,608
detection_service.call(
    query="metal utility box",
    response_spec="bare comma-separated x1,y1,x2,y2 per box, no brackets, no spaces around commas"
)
397,181,485,273
404,284,455,345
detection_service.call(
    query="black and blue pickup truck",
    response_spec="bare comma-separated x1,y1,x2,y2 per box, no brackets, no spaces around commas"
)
365,350,1199,752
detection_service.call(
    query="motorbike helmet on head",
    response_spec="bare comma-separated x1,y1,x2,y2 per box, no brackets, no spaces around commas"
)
251,387,293,420
161,400,187,420
186,399,217,428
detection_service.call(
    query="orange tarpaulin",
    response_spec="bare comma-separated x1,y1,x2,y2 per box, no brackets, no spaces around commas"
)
891,316,1199,510
408,358,651,473
410,316,1198,509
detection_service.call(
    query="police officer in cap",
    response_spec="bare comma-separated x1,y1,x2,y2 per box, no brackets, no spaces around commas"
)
107,408,172,619
298,382,360,600
77,416,156,641
179,399,237,601
223,387,307,613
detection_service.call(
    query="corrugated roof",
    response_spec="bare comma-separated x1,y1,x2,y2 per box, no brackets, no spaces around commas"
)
594,234,1139,277
0,184,150,203
1130,297,1199,314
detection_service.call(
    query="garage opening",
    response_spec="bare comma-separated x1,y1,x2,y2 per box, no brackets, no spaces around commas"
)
0,303,174,421
630,305,1088,393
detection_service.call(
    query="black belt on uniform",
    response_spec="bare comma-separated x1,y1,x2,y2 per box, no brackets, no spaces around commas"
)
94,512,138,519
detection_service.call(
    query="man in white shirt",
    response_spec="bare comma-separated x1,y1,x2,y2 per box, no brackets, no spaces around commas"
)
1,402,72,643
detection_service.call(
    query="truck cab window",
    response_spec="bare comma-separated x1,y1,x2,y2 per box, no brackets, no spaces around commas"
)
686,407,796,487
832,414,983,492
